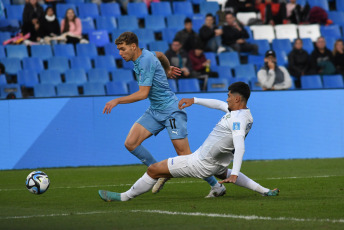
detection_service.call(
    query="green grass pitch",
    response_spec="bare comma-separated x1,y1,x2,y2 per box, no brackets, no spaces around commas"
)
1,158,343,230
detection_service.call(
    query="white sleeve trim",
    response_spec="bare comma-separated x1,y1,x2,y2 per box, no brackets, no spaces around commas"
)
231,135,245,176
194,97,228,112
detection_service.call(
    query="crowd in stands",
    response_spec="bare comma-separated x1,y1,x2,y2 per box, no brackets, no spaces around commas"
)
0,0,344,99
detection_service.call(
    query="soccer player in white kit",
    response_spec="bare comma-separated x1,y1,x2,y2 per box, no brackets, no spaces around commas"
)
99,82,279,201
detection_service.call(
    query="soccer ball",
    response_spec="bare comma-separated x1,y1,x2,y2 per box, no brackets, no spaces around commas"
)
25,171,50,195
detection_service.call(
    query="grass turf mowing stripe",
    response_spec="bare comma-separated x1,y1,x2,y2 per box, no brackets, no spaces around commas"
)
1,209,344,224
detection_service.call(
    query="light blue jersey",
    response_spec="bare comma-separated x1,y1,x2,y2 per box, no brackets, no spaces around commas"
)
133,49,178,110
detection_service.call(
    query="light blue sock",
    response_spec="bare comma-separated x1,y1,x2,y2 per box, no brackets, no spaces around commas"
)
203,176,218,187
130,145,157,167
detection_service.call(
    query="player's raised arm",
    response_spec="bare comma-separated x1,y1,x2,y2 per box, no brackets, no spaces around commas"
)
155,51,181,79
178,98,194,109
183,97,229,112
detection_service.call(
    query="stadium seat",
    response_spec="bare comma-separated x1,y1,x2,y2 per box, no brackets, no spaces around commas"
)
106,81,129,95
65,68,87,86
80,17,95,34
178,78,201,92
127,2,148,19
121,60,134,70
76,43,98,58
323,36,336,50
39,70,62,85
47,57,70,73
0,46,5,58
0,19,20,35
204,52,218,68
229,77,249,85
56,4,77,19
83,82,106,96
218,52,240,68
237,12,257,26
328,11,344,25
233,64,256,80
22,57,44,73
66,0,85,3
145,15,166,32
300,38,314,54
276,50,288,67
31,45,53,61
207,78,229,92
296,0,307,7
100,3,121,17
301,75,323,89
88,30,110,47
111,29,127,42
5,45,28,59
77,3,99,19
0,74,7,85
212,66,233,79
250,39,270,56
111,69,134,83
56,83,79,97
88,68,110,83
166,15,186,30
250,25,275,42
308,0,329,11
53,44,75,58
336,0,344,11
0,57,21,75
200,1,219,16
117,15,139,30
162,28,178,44
0,32,11,46
151,2,172,17
192,14,205,33
250,78,262,91
5,5,24,20
104,43,122,59
70,56,92,71
320,25,342,39
148,41,169,53
95,16,117,32
133,29,155,44
272,39,292,54
247,55,264,70
128,80,139,94
173,2,194,18
274,24,298,41
298,24,321,42
322,75,344,89
33,84,56,97
168,79,177,92
17,70,39,87
0,84,22,98
94,55,117,72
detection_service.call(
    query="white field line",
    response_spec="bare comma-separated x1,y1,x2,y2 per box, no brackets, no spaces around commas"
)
0,209,343,224
0,175,342,192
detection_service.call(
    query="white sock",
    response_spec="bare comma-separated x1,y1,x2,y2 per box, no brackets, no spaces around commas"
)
227,169,269,194
122,172,157,200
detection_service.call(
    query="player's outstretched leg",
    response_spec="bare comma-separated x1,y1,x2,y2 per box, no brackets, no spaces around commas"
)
204,176,226,198
263,188,280,196
152,177,170,194
98,190,122,202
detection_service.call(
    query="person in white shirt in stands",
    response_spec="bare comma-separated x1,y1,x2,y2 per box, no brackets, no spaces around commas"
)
258,50,292,90
98,82,280,202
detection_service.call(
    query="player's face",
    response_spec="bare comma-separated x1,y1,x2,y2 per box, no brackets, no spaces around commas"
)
227,92,235,110
117,43,136,62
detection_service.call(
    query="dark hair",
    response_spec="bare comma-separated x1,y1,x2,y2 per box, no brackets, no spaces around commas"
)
62,8,77,33
228,82,251,102
205,13,214,18
184,18,192,24
225,12,235,17
115,32,139,46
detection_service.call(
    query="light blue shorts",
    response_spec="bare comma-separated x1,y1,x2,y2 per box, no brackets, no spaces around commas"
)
136,101,188,140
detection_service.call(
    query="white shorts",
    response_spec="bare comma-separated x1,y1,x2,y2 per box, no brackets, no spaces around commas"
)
167,154,228,179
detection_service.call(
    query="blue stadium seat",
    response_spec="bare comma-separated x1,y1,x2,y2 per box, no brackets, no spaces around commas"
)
320,25,342,39
56,4,77,19
96,16,117,32
133,29,155,44
204,52,218,67
0,32,11,46
39,70,62,85
87,68,110,83
100,3,121,17
34,84,56,97
17,70,39,87
189,0,207,4
234,64,256,80
94,55,117,71
80,17,95,34
76,43,98,58
56,83,79,96
200,1,219,16
151,2,172,17
168,79,177,92
301,75,323,89
247,55,264,70
192,14,205,33
22,57,44,73
336,0,344,11
31,45,53,61
251,39,270,56
272,39,292,54
207,78,229,92
166,15,186,30
0,45,5,58
244,26,253,40
128,80,139,94
308,0,329,11
148,41,169,53
111,29,127,42
5,5,24,20
229,77,249,85
323,36,336,50
0,84,22,98
0,74,7,85
111,69,134,83
328,11,344,25
218,52,240,68
117,15,139,30
53,44,75,58
88,30,110,47
104,43,122,59
1,0,10,5
121,60,134,70
250,78,262,91
66,0,85,4
48,57,70,73
178,78,201,92
162,28,178,44
65,68,87,86
173,2,194,18
70,56,92,71
83,82,106,96
296,0,307,7
322,75,344,89
300,38,314,54
0,57,21,75
77,3,99,19
0,19,20,35
5,45,28,59
106,81,129,95
276,50,288,67
145,15,166,32
127,2,148,19
211,66,233,79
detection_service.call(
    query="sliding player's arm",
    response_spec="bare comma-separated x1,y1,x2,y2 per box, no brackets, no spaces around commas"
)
179,97,228,112
155,51,181,79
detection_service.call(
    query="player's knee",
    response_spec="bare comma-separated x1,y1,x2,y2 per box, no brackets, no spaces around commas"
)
147,163,159,179
124,139,137,151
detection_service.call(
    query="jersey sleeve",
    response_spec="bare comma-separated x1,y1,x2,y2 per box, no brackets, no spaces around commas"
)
230,116,248,138
138,55,157,87
194,97,228,112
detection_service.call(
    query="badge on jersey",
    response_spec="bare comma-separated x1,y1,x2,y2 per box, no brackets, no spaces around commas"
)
233,122,241,130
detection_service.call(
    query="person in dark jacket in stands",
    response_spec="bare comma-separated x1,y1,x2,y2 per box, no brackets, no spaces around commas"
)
174,18,200,53
288,38,311,88
332,39,344,76
21,0,44,43
310,37,336,75
41,7,60,44
199,13,223,53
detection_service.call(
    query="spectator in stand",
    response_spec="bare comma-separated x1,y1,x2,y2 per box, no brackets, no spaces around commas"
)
332,39,344,76
165,39,192,78
21,0,44,44
41,7,60,44
258,50,292,90
310,37,336,75
225,0,256,14
288,38,311,88
174,18,200,53
59,8,84,44
285,0,310,24
221,12,258,55
255,0,287,25
199,13,223,53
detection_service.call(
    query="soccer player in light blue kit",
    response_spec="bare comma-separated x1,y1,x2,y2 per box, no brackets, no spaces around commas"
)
103,32,225,197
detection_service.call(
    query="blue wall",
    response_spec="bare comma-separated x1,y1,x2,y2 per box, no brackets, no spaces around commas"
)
0,90,343,170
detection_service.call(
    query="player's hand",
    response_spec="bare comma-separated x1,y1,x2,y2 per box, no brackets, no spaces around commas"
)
219,175,238,184
103,99,119,114
167,66,182,79
178,98,194,109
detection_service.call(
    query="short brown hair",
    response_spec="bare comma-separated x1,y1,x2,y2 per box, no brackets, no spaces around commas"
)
115,32,138,46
